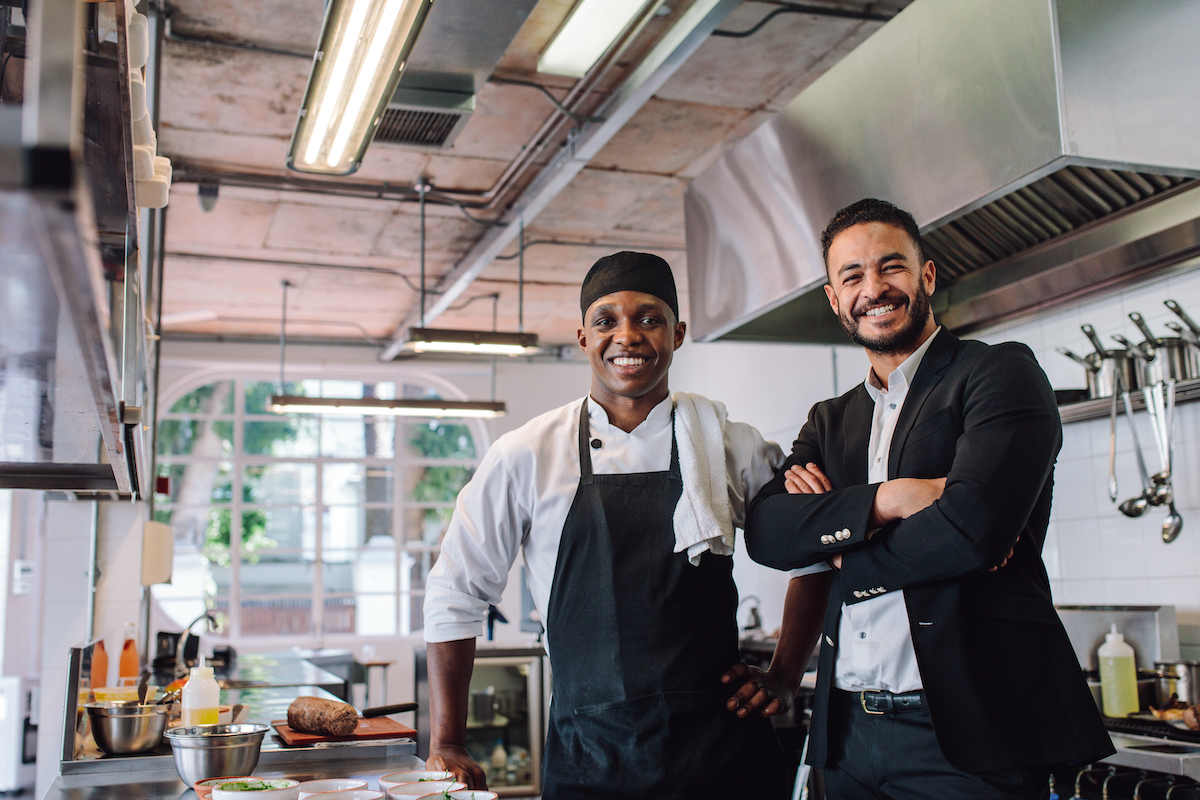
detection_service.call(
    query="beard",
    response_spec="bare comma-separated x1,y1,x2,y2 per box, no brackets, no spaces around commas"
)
838,282,932,356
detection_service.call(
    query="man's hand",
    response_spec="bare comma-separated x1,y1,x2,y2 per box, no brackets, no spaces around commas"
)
721,662,797,718
784,463,832,495
987,536,1019,572
870,477,946,528
427,744,488,790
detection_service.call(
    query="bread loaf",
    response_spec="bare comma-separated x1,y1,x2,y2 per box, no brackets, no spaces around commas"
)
287,696,358,736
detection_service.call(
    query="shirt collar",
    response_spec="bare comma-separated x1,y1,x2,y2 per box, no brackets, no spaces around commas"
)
586,394,673,434
864,326,942,401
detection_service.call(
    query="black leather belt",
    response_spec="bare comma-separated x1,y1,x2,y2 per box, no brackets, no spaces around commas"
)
842,688,925,715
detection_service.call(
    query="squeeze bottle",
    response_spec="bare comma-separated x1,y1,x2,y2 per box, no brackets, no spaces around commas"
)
118,622,139,684
1098,623,1138,717
181,657,220,726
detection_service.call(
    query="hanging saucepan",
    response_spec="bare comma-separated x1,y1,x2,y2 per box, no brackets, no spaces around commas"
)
1057,324,1143,399
1129,310,1200,384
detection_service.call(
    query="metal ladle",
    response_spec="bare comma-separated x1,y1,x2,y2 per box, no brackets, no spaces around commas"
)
1162,380,1183,543
1117,374,1154,518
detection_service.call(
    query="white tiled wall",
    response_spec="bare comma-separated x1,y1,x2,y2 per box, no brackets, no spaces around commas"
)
976,263,1200,636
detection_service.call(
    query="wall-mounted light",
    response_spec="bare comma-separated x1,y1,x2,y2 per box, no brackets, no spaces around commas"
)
267,395,506,418
403,327,539,357
538,0,651,78
287,0,434,175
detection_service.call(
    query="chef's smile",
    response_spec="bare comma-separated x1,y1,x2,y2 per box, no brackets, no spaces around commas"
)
578,290,686,408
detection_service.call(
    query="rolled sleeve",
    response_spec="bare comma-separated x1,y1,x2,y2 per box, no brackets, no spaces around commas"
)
724,418,785,528
422,438,529,643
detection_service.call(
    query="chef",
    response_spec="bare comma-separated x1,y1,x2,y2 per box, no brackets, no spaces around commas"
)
422,251,831,798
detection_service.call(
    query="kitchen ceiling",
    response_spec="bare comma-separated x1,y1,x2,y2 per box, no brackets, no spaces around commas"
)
155,0,911,351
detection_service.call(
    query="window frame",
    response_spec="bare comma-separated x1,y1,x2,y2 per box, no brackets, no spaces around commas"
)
151,369,489,648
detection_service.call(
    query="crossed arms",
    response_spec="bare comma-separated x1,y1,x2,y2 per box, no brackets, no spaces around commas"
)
745,343,1059,597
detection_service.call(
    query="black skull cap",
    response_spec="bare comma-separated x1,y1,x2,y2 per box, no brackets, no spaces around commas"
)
580,251,679,321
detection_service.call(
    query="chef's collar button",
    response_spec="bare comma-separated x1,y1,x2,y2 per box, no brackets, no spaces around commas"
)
590,438,602,449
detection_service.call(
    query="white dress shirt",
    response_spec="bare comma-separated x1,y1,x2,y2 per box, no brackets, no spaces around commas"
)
423,395,818,646
834,327,941,693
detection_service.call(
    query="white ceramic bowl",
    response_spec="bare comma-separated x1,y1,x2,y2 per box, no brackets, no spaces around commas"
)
211,777,300,800
385,781,464,800
377,772,452,791
305,792,383,800
194,776,255,800
439,793,498,800
296,779,369,799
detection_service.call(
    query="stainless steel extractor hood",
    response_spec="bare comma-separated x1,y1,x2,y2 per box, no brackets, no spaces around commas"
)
685,0,1200,343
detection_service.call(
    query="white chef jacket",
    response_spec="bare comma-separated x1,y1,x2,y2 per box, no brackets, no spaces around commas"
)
423,394,820,646
834,327,941,693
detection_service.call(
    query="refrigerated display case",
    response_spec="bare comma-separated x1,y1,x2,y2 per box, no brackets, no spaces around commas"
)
415,646,545,797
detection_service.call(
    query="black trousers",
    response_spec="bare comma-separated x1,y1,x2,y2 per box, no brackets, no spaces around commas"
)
822,690,1051,800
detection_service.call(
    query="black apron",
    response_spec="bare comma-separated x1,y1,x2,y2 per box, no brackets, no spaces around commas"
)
540,401,790,799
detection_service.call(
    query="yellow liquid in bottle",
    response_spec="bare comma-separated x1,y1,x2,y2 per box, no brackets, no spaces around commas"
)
1099,654,1138,717
182,707,219,726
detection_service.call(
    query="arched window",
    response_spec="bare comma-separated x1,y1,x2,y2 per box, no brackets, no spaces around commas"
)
150,376,484,644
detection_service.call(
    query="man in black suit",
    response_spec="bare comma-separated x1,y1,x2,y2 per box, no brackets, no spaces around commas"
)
745,199,1113,799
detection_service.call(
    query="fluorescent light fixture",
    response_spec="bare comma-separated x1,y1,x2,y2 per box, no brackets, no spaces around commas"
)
538,0,650,78
404,327,540,356
267,395,506,418
287,0,433,175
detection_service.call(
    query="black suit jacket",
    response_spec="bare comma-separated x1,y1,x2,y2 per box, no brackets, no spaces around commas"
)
746,329,1113,773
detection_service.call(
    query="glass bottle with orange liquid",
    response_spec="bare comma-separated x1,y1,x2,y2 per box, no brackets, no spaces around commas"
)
118,622,139,685
90,640,108,689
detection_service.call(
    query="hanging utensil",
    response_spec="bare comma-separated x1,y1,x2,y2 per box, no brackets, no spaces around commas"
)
1142,382,1171,503
1117,372,1153,518
1107,382,1119,502
1162,379,1183,543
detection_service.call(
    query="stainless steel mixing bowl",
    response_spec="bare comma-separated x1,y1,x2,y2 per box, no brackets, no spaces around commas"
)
84,702,170,755
163,723,269,784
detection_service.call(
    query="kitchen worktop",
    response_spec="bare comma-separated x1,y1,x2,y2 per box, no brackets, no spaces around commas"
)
63,651,374,776
47,742,421,799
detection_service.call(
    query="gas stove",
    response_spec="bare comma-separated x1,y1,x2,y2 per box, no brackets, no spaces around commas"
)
1102,717,1200,781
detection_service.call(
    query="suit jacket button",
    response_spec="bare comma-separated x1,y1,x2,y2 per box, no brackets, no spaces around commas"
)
841,528,851,537
853,590,864,598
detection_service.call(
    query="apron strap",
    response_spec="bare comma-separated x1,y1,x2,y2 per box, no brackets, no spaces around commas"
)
578,399,594,479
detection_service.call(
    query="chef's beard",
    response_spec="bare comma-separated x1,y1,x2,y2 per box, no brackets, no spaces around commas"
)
839,282,932,356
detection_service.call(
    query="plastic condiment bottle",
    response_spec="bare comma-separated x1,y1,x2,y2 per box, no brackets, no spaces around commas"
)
181,657,220,726
1098,623,1138,717
118,622,139,685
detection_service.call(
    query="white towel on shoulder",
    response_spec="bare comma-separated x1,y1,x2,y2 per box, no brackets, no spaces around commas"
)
672,391,734,565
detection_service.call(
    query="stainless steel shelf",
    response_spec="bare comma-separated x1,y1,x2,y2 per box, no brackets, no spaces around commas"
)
1058,378,1200,424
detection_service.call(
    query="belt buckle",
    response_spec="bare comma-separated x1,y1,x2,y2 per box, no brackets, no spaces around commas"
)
860,690,885,715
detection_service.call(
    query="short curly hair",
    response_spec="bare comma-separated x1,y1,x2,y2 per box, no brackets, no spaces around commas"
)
820,198,928,275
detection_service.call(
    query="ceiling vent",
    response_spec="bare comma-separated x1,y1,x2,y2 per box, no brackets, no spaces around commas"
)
374,86,475,149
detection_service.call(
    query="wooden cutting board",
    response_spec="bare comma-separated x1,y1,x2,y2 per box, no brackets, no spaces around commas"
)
271,717,417,746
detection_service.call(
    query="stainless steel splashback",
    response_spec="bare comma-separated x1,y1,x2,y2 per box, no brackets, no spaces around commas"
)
1057,605,1180,672
686,0,1200,342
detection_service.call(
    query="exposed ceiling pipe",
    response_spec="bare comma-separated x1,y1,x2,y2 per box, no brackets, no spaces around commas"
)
379,0,743,361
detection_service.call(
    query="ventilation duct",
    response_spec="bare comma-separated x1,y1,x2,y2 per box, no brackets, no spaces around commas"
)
685,0,1200,343
375,86,474,149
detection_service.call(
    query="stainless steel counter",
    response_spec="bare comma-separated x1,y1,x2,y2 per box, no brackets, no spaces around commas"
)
47,741,420,799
